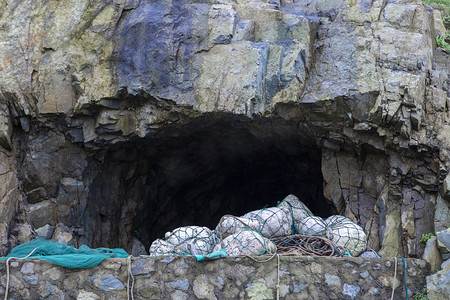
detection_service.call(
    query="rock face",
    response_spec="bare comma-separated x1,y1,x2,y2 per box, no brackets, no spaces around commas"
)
0,0,449,262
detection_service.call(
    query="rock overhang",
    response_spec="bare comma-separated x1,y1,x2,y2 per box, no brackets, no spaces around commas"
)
0,0,447,263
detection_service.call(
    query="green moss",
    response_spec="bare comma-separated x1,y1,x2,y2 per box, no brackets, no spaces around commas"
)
436,34,450,51
413,287,429,300
421,0,450,16
419,233,435,246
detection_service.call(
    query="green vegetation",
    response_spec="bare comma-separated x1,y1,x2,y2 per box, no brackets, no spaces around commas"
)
437,34,450,51
421,0,450,16
412,287,429,300
419,233,435,246
421,0,450,51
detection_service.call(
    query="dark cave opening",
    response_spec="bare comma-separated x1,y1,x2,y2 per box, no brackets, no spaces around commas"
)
84,118,337,251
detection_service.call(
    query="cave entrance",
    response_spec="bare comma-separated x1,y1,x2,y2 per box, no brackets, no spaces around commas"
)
85,117,337,252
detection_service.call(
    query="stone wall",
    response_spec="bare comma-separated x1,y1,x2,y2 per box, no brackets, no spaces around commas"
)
0,256,430,300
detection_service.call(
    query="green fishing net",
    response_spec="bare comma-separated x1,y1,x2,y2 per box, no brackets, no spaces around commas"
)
148,226,218,256
2,238,129,268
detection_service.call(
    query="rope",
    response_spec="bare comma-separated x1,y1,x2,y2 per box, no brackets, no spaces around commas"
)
127,256,135,300
271,234,347,257
399,257,408,300
4,247,38,300
390,257,398,300
276,254,280,300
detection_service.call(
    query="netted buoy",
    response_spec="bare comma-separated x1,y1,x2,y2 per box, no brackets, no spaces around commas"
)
213,230,276,256
277,194,313,228
215,215,261,239
325,215,367,256
297,216,327,236
242,207,292,238
149,226,216,256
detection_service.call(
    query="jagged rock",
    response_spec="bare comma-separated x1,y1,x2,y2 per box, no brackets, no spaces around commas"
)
0,102,12,151
131,237,147,256
427,259,450,300
25,200,57,229
423,237,443,273
10,224,33,244
35,224,55,240
52,223,75,246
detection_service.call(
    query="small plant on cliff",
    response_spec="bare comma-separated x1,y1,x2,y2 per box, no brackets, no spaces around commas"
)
436,34,450,52
419,233,434,246
412,287,429,300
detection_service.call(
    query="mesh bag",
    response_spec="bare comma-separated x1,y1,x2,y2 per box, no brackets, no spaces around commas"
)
241,207,292,238
277,194,313,232
215,215,261,239
324,215,367,256
149,226,217,256
149,239,175,256
213,229,277,256
297,216,327,236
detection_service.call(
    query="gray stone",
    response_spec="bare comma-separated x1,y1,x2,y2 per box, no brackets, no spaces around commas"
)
342,283,360,300
77,290,100,300
171,290,189,300
131,237,147,256
423,237,443,273
359,251,378,258
167,279,189,291
25,200,56,229
52,223,74,246
437,229,450,251
427,259,450,299
162,257,175,264
10,224,33,243
325,274,341,286
131,259,155,276
293,282,309,293
194,275,217,300
23,275,38,285
360,271,370,279
0,103,12,151
442,174,450,200
96,275,125,291
367,287,380,295
20,262,34,274
35,224,55,240
435,195,450,232
43,267,63,281
26,187,48,204
41,283,61,297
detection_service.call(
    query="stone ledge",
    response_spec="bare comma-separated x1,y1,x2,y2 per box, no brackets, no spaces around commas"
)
0,255,430,299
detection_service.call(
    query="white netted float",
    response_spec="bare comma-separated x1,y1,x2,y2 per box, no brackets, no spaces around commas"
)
242,207,292,238
324,215,367,257
148,194,369,258
213,229,276,256
215,215,260,239
277,194,313,228
149,226,217,256
297,216,327,236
